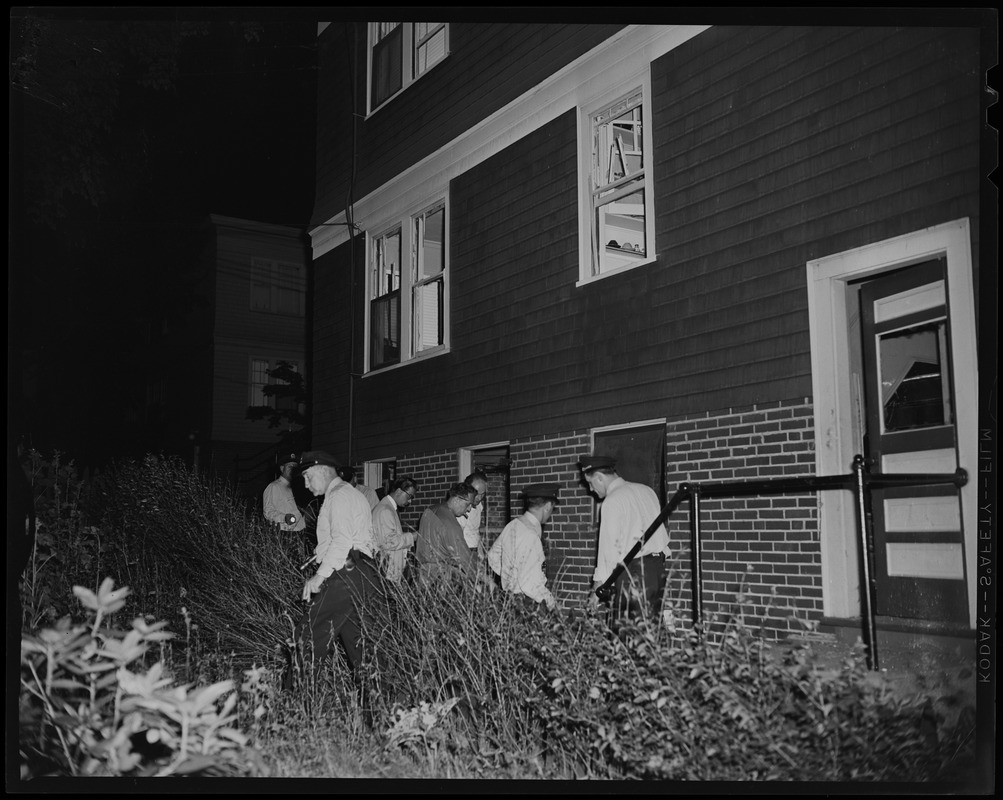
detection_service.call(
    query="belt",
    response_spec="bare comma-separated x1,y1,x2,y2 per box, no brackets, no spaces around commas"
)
348,548,377,567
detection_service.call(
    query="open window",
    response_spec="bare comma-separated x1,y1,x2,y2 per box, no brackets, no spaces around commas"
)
580,82,656,282
366,198,449,372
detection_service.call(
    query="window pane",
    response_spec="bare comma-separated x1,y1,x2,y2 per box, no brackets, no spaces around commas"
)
374,229,401,297
372,24,403,107
274,362,300,413
593,91,643,191
371,290,401,368
595,181,646,273
251,261,272,310
250,359,271,406
589,89,647,277
417,206,444,280
275,264,304,315
377,22,401,41
413,278,443,352
878,320,952,432
415,23,446,75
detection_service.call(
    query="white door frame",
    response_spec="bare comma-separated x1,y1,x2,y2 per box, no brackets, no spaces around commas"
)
806,218,978,627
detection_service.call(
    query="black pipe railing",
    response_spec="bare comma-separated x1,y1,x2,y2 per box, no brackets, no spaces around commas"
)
594,454,968,670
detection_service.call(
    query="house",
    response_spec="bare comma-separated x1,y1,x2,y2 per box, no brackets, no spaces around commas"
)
149,214,309,495
307,21,989,650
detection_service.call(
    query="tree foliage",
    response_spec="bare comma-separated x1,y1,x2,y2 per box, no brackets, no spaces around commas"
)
246,360,308,436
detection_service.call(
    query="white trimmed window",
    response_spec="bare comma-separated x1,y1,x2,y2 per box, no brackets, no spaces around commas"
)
579,82,655,282
250,258,305,316
367,199,449,372
369,22,448,112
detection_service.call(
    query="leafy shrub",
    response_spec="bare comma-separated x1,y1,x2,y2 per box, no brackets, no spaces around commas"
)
18,452,977,782
359,573,976,782
19,578,269,778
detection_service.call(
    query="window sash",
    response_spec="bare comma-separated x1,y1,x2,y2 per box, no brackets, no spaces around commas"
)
412,204,445,354
369,22,447,111
250,359,300,409
586,87,650,278
250,359,271,407
371,23,403,109
367,199,447,370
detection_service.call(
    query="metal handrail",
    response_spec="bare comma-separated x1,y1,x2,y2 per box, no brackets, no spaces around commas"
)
594,454,968,670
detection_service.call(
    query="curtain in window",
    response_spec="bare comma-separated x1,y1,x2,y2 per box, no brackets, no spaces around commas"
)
372,24,403,108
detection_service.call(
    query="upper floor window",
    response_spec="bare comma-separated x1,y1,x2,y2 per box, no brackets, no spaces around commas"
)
250,258,305,316
367,199,449,372
370,228,402,370
369,22,448,112
579,84,655,282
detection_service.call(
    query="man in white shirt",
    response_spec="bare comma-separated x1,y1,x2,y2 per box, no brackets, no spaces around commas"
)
338,465,380,511
263,454,306,533
297,451,382,674
488,483,559,610
372,476,419,584
580,454,670,623
460,470,488,558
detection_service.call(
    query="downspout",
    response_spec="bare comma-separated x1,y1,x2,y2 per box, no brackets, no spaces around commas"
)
344,22,361,467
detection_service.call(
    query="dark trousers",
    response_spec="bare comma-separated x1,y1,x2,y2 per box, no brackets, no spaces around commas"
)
299,554,383,672
611,554,666,622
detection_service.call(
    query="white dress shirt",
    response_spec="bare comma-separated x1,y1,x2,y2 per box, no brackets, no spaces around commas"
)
313,478,378,579
461,502,482,549
372,494,414,583
593,476,671,584
488,513,555,607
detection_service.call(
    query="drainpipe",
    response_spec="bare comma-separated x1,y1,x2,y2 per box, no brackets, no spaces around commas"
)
852,455,880,670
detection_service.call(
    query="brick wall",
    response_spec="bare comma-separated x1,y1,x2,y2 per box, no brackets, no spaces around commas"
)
663,398,822,640
369,400,822,640
509,431,595,600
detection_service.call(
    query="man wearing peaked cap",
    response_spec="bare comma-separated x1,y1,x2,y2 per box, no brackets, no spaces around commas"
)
297,450,342,470
292,449,387,694
578,455,617,473
580,454,671,624
263,452,306,534
487,482,560,610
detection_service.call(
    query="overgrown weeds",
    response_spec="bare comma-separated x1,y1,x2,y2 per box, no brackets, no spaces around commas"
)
16,449,978,782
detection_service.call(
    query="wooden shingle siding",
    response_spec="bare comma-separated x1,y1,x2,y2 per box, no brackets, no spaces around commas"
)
310,237,361,454
654,25,980,275
311,22,625,229
312,25,981,465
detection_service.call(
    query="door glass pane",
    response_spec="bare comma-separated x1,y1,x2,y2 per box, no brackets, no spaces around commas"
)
878,320,952,432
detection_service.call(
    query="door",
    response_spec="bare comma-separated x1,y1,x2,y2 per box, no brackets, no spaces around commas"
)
859,259,967,624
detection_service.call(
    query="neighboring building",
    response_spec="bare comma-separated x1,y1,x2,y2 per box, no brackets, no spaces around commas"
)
150,214,309,495
307,22,989,648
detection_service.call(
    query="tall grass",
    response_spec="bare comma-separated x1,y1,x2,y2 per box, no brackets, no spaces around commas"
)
17,450,979,782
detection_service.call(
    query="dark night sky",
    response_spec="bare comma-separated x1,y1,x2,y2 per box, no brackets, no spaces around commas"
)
9,8,321,464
